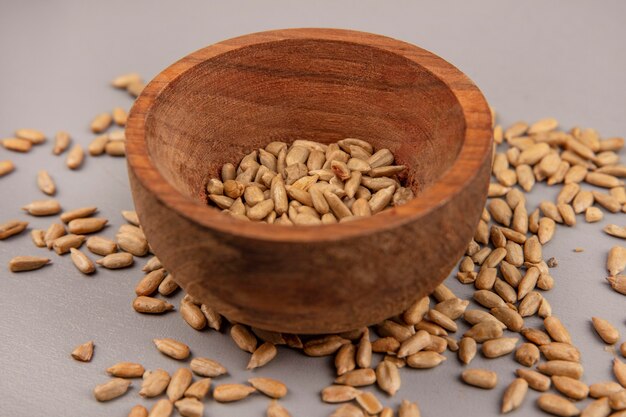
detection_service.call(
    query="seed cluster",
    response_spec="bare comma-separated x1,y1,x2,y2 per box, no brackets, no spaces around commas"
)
205,140,413,225
2,73,626,417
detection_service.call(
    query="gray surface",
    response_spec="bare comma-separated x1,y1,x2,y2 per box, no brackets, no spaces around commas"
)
1,1,625,416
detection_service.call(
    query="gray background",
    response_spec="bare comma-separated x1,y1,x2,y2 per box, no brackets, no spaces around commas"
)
1,1,625,416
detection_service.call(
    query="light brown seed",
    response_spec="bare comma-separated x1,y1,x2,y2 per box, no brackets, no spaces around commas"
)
93,378,131,401
473,290,506,309
22,199,61,216
184,378,211,400
614,358,626,387
588,381,623,398
116,232,148,256
230,324,257,353
403,297,429,324
105,140,125,156
135,269,167,296
148,399,173,417
91,112,112,133
85,236,117,256
248,342,277,370
545,316,573,344
464,309,506,328
8,255,50,272
36,170,56,195
68,217,108,234
330,403,365,417
213,383,256,402
107,362,145,378
580,397,610,417
355,328,372,368
355,391,383,414
334,342,356,376
51,234,84,255
398,399,421,417
97,252,133,269
69,248,95,274
488,198,512,226
502,378,528,413
594,191,622,213
608,275,626,295
335,368,376,387
66,145,85,169
539,343,581,362
322,384,361,403
537,393,580,416
88,134,109,156
609,390,626,410
133,296,173,314
464,321,504,342
112,73,142,88
248,377,287,399
458,337,477,365
0,160,15,176
71,340,94,362
153,338,189,360
112,107,128,126
304,335,350,356
406,351,446,369
180,299,206,330
0,219,28,239
140,369,170,397
376,359,401,395
166,367,193,402
516,368,551,391
426,309,458,332
592,317,620,344
174,397,203,417
128,405,148,417
538,361,584,379
491,307,523,332
482,337,518,358
461,369,498,389
552,376,589,400
515,343,540,367
2,137,32,152
15,128,45,144
60,206,97,223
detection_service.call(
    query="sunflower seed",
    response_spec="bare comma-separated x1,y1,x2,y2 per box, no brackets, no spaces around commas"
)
0,219,28,239
247,342,277,370
22,199,61,216
334,368,376,387
461,369,497,389
153,338,189,360
580,397,610,417
609,390,626,410
8,255,50,272
66,145,85,169
147,399,172,417
516,368,551,391
133,296,173,314
0,160,15,176
591,317,620,344
464,321,504,342
93,378,131,401
458,337,477,365
248,377,287,399
213,383,256,402
71,340,94,362
614,358,626,387
107,362,145,378
515,343,540,367
537,393,580,417
15,128,45,144
376,359,401,395
69,248,95,274
139,369,170,397
537,361,584,379
180,299,206,330
502,378,528,413
128,405,148,417
2,137,32,152
588,381,623,398
356,391,383,414
188,357,227,378
166,367,193,402
182,378,211,401
174,397,203,417
552,376,589,400
36,170,56,195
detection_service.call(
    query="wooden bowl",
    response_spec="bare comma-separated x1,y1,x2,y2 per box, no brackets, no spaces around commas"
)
126,28,492,334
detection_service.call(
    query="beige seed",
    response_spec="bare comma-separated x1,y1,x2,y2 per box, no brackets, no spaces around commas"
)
580,397,611,417
434,298,469,320
248,342,277,370
589,381,623,398
88,134,109,156
403,297,430,324
545,316,572,344
334,368,376,387
304,335,350,356
515,342,540,367
356,391,383,414
66,145,85,169
604,224,626,239
406,351,446,369
330,403,365,417
8,255,50,272
140,369,170,397
135,269,167,296
86,236,117,256
52,234,85,255
592,317,620,344
371,337,400,354
516,164,535,191
69,248,95,274
105,140,125,156
59,206,97,223
184,378,211,400
0,160,15,176
22,199,61,216
614,358,626,387
585,207,603,223
93,378,131,402
112,73,142,88
482,337,518,358
473,290,506,309
36,170,56,195
458,337,477,365
356,328,372,368
190,357,227,377
0,219,28,240
153,338,189,360
133,296,173,314
552,376,589,400
539,343,581,362
538,361,584,379
491,307,524,332
166,367,193,402
335,343,356,377
502,378,529,413
213,383,256,402
180,299,206,330
609,390,626,410
608,247,626,277
398,399,421,417
174,397,203,417
322,384,361,403
593,191,622,213
537,393,580,416
488,198,512,226
231,324,258,353
107,362,145,378
68,217,108,234
464,321,504,342
586,172,623,188
376,359,401,396
426,309,457,332
516,368,551,391
461,369,497,389
97,252,133,269
148,399,173,417
15,128,45,144
248,377,287,399
116,233,148,256
2,137,32,152
91,112,112,133
128,405,148,417
71,340,94,362
112,107,128,126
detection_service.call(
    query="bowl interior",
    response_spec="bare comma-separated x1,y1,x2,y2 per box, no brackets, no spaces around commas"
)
144,38,465,205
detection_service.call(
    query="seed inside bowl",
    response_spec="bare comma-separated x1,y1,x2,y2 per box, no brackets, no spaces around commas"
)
205,139,413,225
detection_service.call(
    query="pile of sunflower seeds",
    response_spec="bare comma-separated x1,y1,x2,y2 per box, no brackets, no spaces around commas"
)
2,73,626,417
205,139,413,225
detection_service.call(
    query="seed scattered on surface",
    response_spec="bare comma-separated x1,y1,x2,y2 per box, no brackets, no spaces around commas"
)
166,367,193,402
0,160,15,177
107,362,145,378
173,397,203,417
8,255,50,272
68,217,108,234
37,170,56,195
544,316,572,344
267,400,292,417
66,145,85,169
52,234,86,255
322,385,361,403
71,340,94,362
537,393,580,417
0,219,28,239
516,368,552,392
248,342,277,370
537,361,584,379
53,131,71,155
2,137,32,152
398,399,421,417
93,378,131,402
184,378,211,401
334,368,377,387
614,358,626,387
502,378,528,413
551,375,589,400
128,405,148,417
248,377,287,399
97,252,134,269
213,383,257,402
190,357,227,377
591,316,620,344
69,248,95,274
147,399,173,417
139,369,170,398
376,359,401,396
22,199,61,216
461,369,498,389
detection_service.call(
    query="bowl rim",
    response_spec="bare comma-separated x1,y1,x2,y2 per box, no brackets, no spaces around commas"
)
126,28,493,243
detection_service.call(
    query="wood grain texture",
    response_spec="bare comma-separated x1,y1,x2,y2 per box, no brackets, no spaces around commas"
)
126,28,493,334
